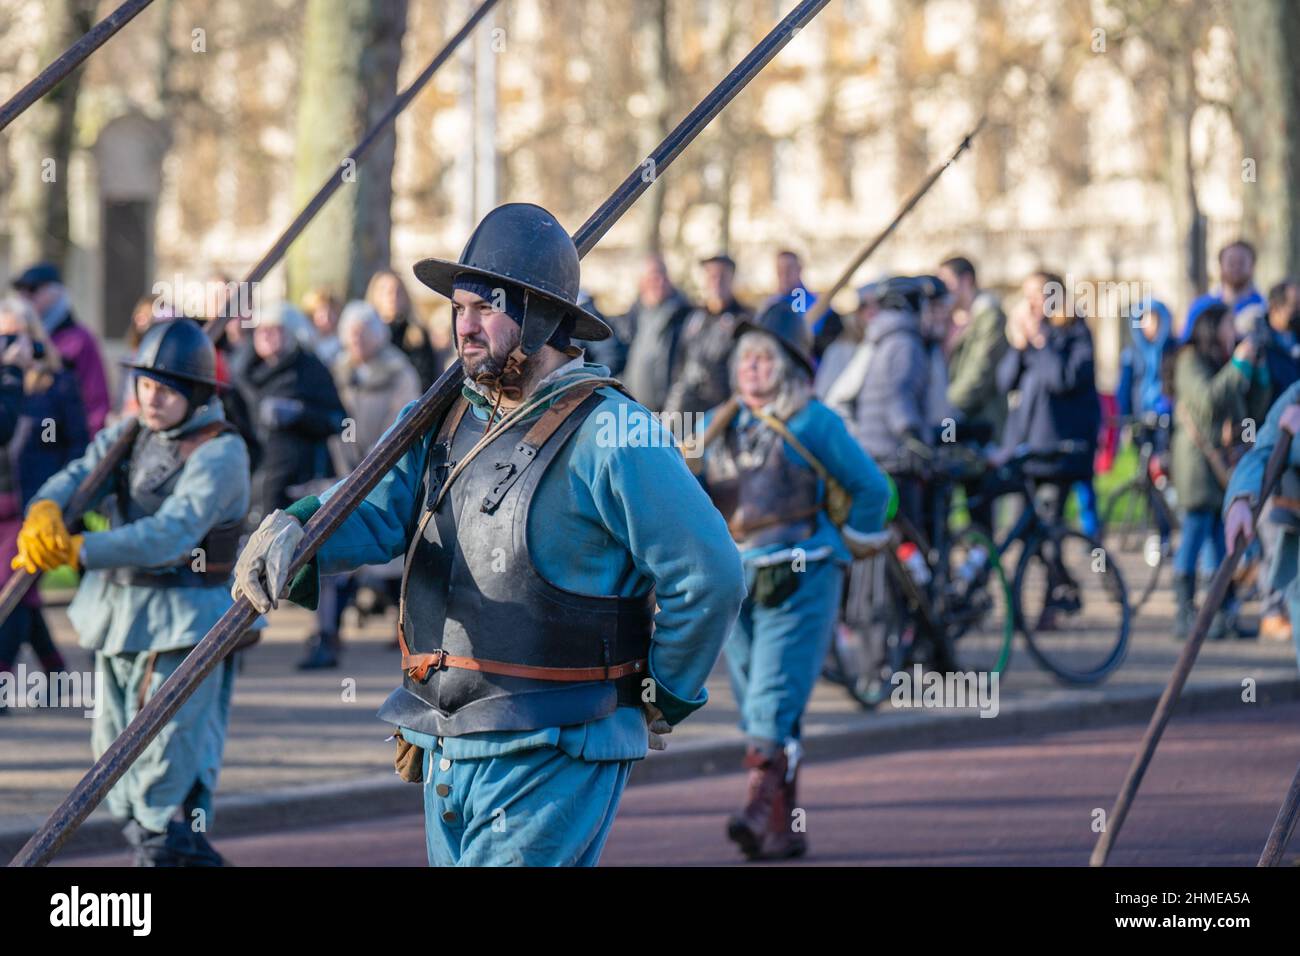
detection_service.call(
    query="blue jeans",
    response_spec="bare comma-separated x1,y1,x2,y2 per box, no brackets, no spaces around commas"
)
1175,509,1225,578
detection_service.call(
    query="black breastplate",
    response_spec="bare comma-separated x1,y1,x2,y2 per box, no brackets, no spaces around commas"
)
106,422,245,587
378,390,655,737
704,416,822,548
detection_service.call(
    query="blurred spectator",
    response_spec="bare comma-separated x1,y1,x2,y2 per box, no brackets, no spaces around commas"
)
366,268,440,390
1169,299,1266,641
1259,279,1300,402
619,254,693,411
1117,298,1175,424
290,301,421,671
573,291,626,375
304,287,343,368
1214,240,1267,339
997,271,1100,514
0,296,89,706
917,274,953,427
815,282,877,402
11,262,110,435
767,250,839,361
229,304,346,526
663,253,752,418
329,301,422,470
938,256,1009,440
843,276,931,532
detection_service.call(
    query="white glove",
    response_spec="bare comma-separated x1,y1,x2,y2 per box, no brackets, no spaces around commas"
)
231,510,305,613
644,702,672,752
842,527,892,560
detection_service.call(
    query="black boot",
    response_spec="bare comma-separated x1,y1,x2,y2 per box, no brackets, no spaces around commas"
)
123,819,228,867
296,632,340,670
1173,573,1195,641
727,746,787,860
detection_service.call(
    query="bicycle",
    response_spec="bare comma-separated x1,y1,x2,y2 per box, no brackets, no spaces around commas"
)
827,438,1132,704
1099,412,1177,614
826,437,1015,707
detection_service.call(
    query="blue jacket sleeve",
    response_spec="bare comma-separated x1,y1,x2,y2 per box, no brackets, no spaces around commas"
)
79,435,250,570
580,402,746,726
797,402,889,536
284,399,430,608
1224,380,1300,514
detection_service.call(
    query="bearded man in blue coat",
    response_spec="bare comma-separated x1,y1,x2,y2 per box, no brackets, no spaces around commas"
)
233,204,746,867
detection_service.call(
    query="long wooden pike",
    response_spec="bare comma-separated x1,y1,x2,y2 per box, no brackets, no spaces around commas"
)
0,0,156,132
1258,759,1300,866
803,116,986,330
1090,421,1297,866
10,0,831,867
0,0,503,632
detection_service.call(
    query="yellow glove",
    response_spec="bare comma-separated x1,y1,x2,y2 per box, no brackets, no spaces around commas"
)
10,500,78,573
11,532,84,573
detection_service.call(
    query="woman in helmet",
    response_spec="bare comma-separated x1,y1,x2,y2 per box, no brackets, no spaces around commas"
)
693,303,892,861
12,318,251,865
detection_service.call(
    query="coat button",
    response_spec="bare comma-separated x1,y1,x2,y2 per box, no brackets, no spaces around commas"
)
435,783,451,797
442,810,457,823
438,757,452,772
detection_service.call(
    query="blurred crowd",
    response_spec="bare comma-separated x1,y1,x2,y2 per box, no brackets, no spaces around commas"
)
1,237,1297,682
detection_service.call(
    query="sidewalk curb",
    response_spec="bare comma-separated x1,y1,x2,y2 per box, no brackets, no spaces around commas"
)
7,674,1297,862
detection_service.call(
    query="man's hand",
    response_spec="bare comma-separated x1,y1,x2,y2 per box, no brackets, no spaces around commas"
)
1224,497,1255,556
1233,337,1257,364
644,702,672,752
231,510,305,613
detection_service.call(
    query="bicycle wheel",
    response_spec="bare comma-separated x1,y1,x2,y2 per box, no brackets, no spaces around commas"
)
1100,482,1170,615
943,528,1014,676
1014,528,1131,684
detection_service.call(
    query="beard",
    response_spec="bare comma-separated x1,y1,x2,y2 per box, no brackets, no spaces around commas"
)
460,321,520,380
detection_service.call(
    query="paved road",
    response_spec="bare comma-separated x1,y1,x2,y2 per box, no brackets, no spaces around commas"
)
10,548,1298,838
59,700,1300,867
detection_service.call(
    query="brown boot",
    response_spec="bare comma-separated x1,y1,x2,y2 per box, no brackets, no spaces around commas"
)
727,746,787,860
760,759,808,860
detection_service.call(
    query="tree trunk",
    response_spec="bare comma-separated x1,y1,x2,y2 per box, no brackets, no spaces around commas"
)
639,0,672,254
287,0,408,304
9,0,97,270
1232,0,1300,285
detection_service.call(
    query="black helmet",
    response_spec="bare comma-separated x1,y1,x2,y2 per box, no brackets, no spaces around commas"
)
876,274,950,314
734,300,816,377
412,203,612,355
122,318,220,386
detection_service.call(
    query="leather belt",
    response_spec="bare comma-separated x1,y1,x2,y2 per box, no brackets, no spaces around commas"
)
1272,496,1300,512
402,648,647,684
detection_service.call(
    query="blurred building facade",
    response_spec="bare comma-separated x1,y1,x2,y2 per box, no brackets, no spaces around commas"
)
0,0,1266,388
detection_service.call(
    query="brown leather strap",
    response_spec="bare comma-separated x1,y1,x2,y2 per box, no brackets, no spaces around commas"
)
728,504,823,540
1175,401,1233,489
177,420,239,459
402,648,647,683
1273,496,1300,513
136,652,158,712
437,397,469,444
